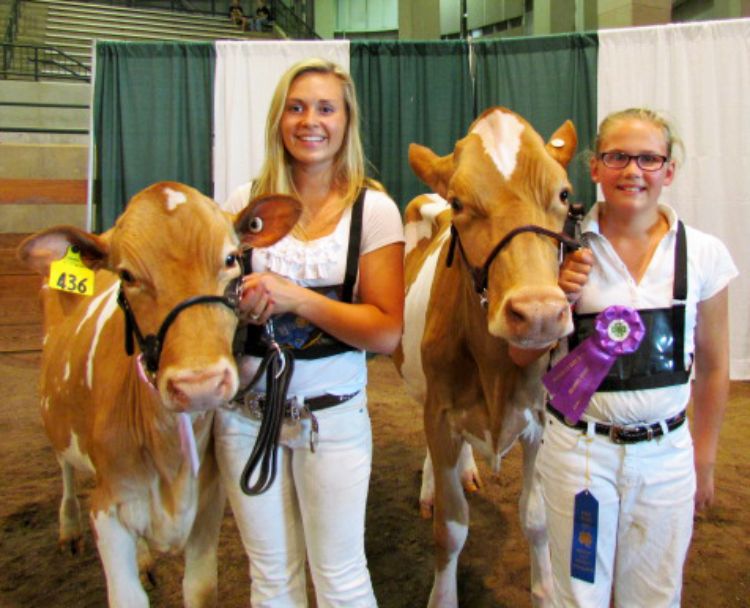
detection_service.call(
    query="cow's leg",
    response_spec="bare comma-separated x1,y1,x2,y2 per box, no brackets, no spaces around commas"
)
426,414,469,608
183,455,226,608
518,424,553,607
57,459,84,554
420,442,481,519
91,507,149,608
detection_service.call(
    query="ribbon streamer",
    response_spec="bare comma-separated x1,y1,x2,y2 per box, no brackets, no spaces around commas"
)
543,306,645,423
178,413,200,478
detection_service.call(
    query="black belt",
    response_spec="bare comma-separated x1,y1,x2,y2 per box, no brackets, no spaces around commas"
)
254,391,360,416
546,403,687,444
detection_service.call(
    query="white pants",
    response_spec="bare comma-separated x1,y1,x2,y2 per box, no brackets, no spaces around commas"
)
214,395,377,608
536,414,696,608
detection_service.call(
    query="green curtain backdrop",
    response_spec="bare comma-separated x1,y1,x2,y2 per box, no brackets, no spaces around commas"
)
93,41,215,230
350,41,474,209
473,33,598,207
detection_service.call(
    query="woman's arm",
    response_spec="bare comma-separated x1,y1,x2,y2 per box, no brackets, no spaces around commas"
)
240,242,405,355
691,286,731,511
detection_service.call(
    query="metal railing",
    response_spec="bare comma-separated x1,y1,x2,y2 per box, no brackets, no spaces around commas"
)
271,0,319,40
1,43,91,81
4,0,22,43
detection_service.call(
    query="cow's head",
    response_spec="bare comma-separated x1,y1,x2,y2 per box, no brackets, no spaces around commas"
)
409,107,577,348
19,182,301,412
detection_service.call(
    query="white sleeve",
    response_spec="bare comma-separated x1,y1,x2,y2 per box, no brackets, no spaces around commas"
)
220,182,254,214
689,227,739,301
360,189,405,256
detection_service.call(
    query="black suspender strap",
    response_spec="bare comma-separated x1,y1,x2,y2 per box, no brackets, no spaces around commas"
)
341,187,366,304
671,220,688,376
673,221,687,301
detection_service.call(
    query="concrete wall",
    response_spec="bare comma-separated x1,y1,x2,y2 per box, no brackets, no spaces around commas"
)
0,81,90,233
399,0,440,39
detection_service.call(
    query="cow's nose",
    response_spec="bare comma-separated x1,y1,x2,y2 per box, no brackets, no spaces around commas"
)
164,362,238,411
503,287,570,341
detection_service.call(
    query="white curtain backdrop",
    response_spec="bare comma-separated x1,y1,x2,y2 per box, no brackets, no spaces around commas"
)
213,40,350,204
597,19,750,379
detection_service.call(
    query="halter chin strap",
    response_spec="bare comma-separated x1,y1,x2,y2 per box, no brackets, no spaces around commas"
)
446,205,584,306
117,277,241,378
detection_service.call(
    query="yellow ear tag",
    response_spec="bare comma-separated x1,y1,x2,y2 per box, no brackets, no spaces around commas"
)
48,246,95,296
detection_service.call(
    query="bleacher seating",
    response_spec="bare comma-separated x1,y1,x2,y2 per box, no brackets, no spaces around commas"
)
15,0,276,69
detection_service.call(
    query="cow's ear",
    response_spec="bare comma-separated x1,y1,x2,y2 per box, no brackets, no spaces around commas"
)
545,120,578,168
409,143,453,199
18,227,109,276
235,194,303,248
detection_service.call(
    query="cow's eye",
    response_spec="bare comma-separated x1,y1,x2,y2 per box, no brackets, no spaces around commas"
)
450,198,463,213
225,253,239,268
559,189,570,204
119,269,135,285
248,217,264,234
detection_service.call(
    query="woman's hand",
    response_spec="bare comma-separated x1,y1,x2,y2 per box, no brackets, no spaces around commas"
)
239,272,302,325
559,248,594,304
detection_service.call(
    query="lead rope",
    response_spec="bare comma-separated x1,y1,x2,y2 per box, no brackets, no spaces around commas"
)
239,320,295,496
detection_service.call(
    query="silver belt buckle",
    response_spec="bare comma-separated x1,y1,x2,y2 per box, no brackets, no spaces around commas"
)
243,392,263,419
289,396,301,421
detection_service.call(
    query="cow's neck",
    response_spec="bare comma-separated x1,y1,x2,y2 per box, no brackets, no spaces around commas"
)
120,364,208,487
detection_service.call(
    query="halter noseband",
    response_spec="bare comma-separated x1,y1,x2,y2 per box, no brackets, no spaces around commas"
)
117,277,241,378
446,204,584,305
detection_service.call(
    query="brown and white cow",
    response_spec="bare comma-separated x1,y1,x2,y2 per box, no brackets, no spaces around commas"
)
18,182,301,607
394,108,578,607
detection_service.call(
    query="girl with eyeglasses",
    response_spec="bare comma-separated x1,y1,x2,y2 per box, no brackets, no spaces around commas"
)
536,108,737,606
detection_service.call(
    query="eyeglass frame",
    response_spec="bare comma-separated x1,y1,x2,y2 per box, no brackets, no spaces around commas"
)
597,151,670,172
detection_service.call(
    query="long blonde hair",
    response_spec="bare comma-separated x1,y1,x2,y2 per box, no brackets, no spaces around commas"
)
593,107,684,164
250,58,382,208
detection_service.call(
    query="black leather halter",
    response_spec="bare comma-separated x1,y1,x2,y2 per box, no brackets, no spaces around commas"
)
446,205,584,306
117,278,241,376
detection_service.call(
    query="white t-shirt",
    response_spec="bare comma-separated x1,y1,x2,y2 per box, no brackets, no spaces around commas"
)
563,202,738,424
222,183,405,398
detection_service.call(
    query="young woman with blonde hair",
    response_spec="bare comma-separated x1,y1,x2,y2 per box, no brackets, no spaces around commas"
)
216,58,404,607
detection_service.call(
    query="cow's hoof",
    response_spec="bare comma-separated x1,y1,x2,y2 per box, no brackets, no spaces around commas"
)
140,568,158,590
59,535,84,555
461,470,482,494
419,500,434,519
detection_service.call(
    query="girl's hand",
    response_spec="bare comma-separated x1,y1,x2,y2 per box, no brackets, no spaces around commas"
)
559,248,594,304
239,272,302,324
694,461,716,512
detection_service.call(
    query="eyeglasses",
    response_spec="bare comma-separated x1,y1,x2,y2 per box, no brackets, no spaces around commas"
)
598,151,669,172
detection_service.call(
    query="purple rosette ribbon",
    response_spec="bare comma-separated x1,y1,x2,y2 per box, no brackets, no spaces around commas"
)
543,306,645,423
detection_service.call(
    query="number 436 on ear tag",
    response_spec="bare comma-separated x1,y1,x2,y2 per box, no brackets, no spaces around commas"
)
49,246,95,296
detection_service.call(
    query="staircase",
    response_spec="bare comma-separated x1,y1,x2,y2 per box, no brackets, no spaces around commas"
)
13,0,276,72
0,0,280,236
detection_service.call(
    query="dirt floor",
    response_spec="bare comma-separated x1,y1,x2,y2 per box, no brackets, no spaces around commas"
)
0,350,748,607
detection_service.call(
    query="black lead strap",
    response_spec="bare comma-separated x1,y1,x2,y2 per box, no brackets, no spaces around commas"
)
239,329,294,496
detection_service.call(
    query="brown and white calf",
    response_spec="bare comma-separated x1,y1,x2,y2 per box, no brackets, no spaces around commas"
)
18,182,301,607
393,108,578,607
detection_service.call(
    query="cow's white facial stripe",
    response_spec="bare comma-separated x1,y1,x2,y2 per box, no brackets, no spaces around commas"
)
164,187,187,211
471,111,525,180
405,195,450,256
